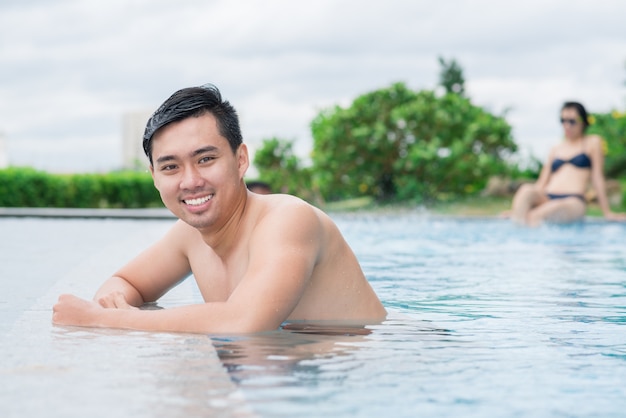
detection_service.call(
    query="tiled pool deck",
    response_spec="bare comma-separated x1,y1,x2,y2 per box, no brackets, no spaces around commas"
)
0,210,254,417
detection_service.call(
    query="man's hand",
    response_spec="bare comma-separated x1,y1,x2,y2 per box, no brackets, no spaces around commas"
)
52,293,138,328
52,294,103,327
96,291,137,309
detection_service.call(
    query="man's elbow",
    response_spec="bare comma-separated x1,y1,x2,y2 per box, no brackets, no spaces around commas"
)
214,313,282,334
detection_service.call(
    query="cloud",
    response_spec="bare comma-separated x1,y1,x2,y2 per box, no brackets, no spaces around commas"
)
1,0,625,173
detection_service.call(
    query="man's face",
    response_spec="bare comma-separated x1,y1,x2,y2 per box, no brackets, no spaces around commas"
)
149,113,248,230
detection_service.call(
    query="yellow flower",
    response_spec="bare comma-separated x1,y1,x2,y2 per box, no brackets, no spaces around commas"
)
359,183,368,193
601,138,608,155
588,115,596,125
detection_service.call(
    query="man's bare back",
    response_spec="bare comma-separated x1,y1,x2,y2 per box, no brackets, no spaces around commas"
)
52,84,386,333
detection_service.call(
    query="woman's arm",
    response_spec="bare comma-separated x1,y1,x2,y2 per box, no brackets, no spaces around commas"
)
588,135,626,220
535,148,556,190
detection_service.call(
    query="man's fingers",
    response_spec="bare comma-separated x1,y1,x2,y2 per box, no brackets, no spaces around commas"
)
113,292,132,309
96,292,136,310
97,291,125,308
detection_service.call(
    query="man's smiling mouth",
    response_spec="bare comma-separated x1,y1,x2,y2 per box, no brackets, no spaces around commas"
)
183,195,213,206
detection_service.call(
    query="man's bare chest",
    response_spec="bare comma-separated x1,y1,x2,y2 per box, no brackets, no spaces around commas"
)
187,245,248,303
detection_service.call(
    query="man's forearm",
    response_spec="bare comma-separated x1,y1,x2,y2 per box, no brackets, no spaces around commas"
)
94,276,145,306
92,301,271,334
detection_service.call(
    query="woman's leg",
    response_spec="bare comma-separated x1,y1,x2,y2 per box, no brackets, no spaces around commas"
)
510,184,548,225
526,197,586,227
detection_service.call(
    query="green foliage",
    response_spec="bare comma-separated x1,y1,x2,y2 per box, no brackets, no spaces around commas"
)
252,137,314,199
310,82,517,203
438,56,466,96
311,82,419,201
586,109,626,178
99,171,162,208
0,167,162,208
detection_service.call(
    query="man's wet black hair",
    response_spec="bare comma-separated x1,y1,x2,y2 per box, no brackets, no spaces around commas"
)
143,84,243,165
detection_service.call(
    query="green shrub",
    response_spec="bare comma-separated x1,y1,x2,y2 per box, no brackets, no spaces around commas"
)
587,109,626,178
0,167,162,208
252,137,317,201
310,83,517,203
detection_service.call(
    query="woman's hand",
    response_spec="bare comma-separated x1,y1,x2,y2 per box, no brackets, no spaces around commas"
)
605,211,626,222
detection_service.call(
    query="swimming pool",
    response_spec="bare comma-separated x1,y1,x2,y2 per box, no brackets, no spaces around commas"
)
2,213,626,417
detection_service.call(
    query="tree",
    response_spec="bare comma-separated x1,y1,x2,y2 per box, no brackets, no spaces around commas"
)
310,82,517,203
587,110,626,178
310,83,418,201
391,91,516,201
438,56,466,96
252,137,314,199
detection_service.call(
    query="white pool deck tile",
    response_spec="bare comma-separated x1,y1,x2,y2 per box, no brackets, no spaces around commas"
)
0,218,256,418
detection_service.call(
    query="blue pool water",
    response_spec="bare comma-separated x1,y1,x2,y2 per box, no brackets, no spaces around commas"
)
1,213,626,417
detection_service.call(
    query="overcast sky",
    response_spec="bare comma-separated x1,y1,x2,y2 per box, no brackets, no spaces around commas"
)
1,0,625,174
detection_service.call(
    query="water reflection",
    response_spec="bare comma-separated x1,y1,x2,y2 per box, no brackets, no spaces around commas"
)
207,315,455,417
212,323,372,387
212,316,452,386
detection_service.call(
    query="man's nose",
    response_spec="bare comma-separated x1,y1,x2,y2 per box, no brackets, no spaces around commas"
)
180,166,204,189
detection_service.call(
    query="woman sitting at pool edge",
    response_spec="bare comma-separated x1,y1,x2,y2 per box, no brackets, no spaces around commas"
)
503,101,626,227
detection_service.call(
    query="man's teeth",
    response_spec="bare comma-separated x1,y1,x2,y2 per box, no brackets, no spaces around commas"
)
184,195,212,206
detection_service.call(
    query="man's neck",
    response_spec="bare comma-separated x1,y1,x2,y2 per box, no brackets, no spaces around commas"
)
199,186,249,255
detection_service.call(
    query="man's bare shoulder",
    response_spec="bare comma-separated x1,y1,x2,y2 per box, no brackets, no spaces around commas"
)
255,193,326,219
249,194,327,238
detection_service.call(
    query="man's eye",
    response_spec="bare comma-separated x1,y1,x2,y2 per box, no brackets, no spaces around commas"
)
199,156,214,164
161,164,177,171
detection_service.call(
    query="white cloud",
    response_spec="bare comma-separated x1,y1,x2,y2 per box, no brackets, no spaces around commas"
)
0,0,625,173
5,134,120,173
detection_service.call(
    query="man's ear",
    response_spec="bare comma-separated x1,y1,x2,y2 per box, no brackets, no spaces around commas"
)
237,144,249,178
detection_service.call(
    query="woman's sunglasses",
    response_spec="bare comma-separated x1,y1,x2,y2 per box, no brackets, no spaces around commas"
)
560,118,579,126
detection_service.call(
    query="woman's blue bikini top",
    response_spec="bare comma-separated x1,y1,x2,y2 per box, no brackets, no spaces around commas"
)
551,153,592,172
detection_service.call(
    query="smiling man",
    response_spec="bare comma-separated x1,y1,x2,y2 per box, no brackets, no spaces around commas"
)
52,84,387,334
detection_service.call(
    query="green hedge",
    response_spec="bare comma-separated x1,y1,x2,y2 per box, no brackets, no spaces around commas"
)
0,167,163,208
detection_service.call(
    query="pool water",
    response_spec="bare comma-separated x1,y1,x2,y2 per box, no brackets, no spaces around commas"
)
1,214,626,417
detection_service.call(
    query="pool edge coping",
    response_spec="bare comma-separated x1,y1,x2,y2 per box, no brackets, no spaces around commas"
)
0,207,618,225
0,207,176,219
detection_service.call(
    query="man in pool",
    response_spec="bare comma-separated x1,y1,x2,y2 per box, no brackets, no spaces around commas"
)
52,84,387,334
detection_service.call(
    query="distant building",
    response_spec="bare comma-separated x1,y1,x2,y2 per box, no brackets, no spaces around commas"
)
122,110,153,170
0,132,8,168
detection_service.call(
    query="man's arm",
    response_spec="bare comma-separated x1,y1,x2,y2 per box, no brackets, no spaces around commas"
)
94,277,146,308
53,202,323,333
94,220,195,307
223,202,323,330
54,220,195,326
53,295,258,333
